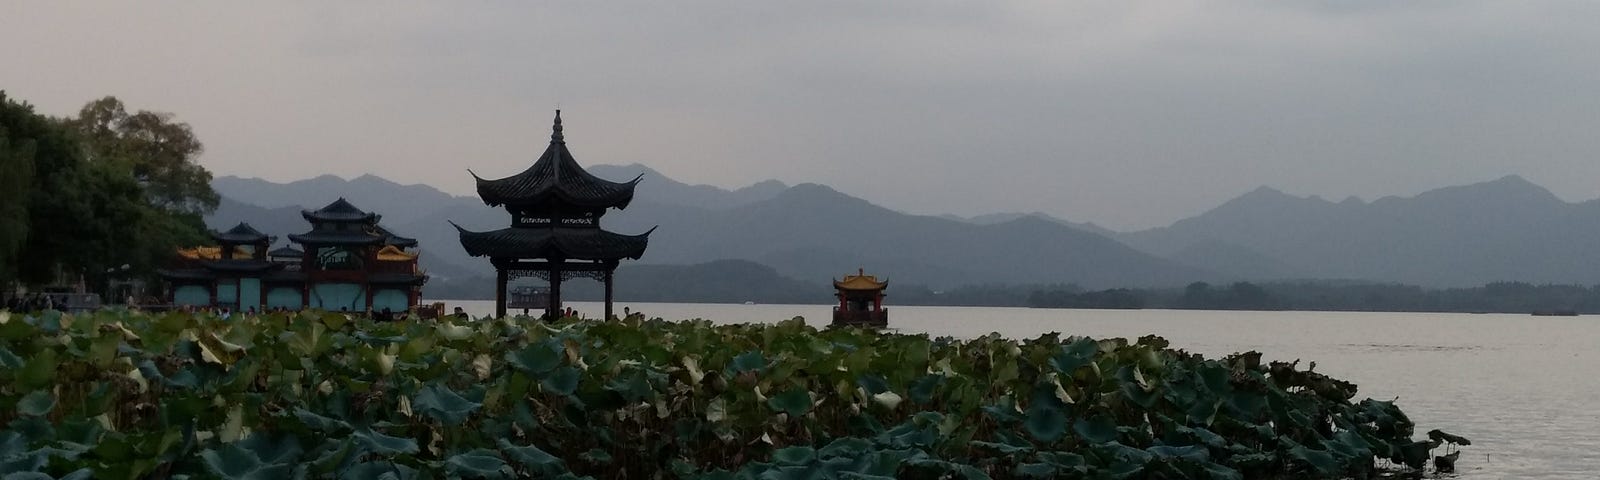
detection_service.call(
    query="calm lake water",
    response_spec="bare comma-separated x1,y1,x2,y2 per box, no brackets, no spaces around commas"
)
437,300,1600,479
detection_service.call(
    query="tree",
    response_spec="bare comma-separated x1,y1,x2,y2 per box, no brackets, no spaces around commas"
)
65,97,216,278
0,93,216,287
1181,281,1214,309
67,96,218,214
1,92,107,285
0,95,36,285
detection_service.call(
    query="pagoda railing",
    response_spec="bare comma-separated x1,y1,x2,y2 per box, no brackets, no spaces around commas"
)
831,308,887,327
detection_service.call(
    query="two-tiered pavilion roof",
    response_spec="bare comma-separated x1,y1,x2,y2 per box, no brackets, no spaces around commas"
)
454,110,653,318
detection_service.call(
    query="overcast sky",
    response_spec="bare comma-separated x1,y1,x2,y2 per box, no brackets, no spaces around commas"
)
4,2,1599,230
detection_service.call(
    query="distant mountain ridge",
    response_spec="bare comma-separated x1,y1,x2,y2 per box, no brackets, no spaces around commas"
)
940,212,1117,237
208,167,1211,291
209,169,1600,292
1119,175,1600,286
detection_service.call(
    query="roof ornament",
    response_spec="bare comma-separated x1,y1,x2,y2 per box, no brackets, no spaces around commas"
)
551,109,564,144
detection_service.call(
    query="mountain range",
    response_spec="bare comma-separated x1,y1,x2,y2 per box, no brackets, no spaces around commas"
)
1118,175,1600,286
205,168,1600,298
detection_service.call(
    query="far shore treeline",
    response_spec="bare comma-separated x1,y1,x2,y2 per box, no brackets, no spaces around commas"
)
0,92,217,292
438,260,1600,315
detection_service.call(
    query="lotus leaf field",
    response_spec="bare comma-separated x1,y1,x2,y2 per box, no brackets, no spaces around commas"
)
0,309,1467,479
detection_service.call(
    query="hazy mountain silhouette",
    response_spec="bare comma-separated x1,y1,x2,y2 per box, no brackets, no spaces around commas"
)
597,183,1212,288
1122,175,1600,286
942,212,1118,237
210,168,1213,291
212,174,474,227
585,164,789,210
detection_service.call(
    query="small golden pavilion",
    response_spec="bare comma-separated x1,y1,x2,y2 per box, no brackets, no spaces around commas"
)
832,268,887,327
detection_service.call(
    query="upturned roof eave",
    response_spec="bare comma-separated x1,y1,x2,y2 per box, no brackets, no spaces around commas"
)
452,224,653,261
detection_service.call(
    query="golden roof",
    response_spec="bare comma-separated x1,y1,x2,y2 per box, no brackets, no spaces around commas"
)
175,246,250,260
833,268,887,291
375,245,417,262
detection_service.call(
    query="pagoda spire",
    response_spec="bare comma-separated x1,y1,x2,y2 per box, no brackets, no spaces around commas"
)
551,110,564,144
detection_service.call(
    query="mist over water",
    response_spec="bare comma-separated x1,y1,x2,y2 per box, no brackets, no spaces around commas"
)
439,300,1599,478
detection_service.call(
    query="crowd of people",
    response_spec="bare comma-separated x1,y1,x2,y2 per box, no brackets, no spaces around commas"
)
4,294,642,323
3,293,57,312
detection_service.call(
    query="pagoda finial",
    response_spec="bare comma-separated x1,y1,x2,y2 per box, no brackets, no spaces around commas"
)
551,109,564,144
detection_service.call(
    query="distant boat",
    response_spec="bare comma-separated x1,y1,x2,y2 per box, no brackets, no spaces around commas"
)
1531,310,1579,316
743,301,757,305
508,286,550,310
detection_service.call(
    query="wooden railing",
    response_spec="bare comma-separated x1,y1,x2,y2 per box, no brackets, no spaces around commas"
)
831,308,887,327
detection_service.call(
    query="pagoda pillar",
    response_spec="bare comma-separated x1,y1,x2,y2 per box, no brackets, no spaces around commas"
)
604,269,614,320
548,262,563,318
494,268,508,319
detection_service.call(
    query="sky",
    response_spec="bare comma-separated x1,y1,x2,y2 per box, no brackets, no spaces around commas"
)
4,1,1599,231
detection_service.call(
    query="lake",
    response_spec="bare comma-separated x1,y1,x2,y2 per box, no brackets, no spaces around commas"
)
437,300,1599,478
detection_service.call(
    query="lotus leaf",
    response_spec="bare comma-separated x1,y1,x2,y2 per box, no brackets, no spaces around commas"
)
768,388,813,417
445,449,512,479
497,439,563,472
971,440,1032,455
818,437,872,459
1024,405,1068,443
1147,444,1209,462
727,350,766,375
340,461,418,480
412,383,482,426
1012,462,1056,478
1049,337,1100,374
200,443,295,480
1073,415,1118,444
1427,429,1471,446
506,341,562,374
17,348,55,390
353,427,418,455
541,365,582,396
16,390,54,417
772,445,817,465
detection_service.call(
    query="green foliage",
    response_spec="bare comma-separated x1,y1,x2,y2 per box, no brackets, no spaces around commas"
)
66,96,217,215
0,310,1466,478
0,107,35,281
0,92,216,286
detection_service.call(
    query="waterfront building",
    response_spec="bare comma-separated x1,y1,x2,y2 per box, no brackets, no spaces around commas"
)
832,268,888,327
157,199,427,312
454,110,653,319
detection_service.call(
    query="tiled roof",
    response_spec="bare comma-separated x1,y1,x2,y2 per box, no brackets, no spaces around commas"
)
454,223,653,261
472,111,640,210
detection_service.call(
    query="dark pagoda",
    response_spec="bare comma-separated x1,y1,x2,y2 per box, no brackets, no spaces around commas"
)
454,111,653,319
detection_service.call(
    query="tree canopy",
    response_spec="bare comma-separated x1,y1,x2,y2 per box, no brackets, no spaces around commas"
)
0,92,216,289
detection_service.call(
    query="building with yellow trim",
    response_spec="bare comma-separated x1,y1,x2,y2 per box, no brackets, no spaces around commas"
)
157,198,427,312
